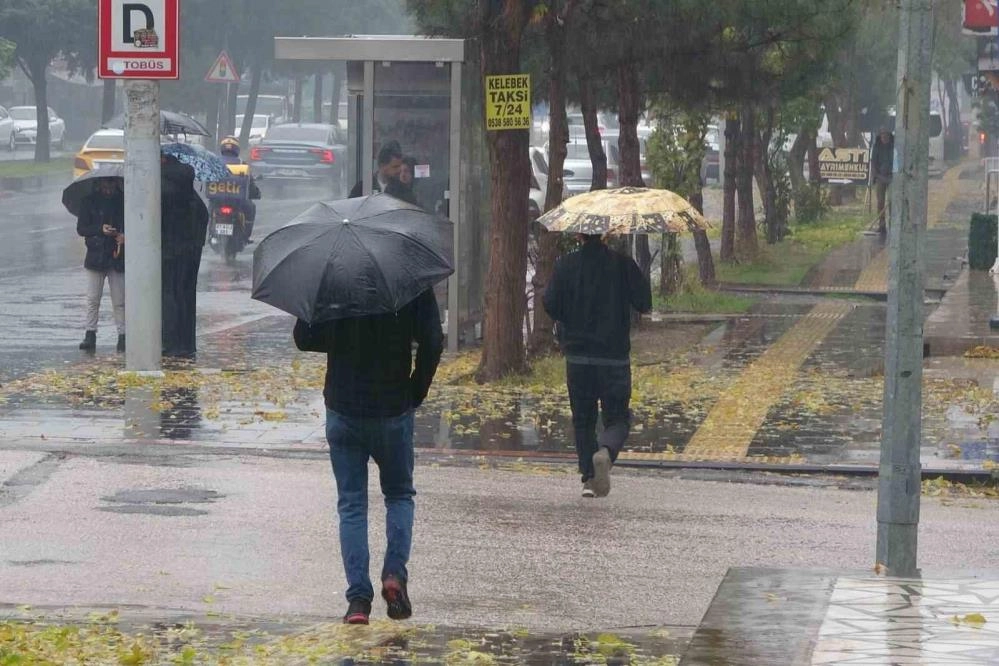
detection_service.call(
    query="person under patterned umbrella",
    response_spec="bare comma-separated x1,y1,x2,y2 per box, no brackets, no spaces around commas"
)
542,233,651,498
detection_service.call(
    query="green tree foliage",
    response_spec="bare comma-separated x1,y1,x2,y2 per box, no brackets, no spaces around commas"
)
0,0,95,161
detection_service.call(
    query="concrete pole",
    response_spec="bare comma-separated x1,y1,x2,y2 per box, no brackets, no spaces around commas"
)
123,80,162,372
875,0,934,577
991,139,999,329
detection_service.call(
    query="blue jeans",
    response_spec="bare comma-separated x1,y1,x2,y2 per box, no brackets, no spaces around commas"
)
326,408,416,603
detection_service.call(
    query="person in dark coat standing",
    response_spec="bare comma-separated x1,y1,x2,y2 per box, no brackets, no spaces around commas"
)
871,127,895,234
293,288,443,625
349,140,403,198
161,155,209,358
542,234,652,498
75,178,126,352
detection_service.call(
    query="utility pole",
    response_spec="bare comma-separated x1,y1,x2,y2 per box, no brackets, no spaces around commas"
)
123,80,162,372
991,137,999,330
876,0,935,577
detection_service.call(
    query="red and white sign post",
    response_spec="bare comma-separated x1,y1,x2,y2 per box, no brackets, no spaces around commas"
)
98,0,180,371
99,0,179,79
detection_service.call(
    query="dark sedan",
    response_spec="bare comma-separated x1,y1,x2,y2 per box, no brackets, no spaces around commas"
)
249,123,346,193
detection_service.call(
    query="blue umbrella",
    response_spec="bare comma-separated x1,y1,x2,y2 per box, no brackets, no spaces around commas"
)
161,142,231,182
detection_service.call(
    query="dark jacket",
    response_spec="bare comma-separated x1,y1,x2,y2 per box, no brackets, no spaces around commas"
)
76,191,125,273
871,134,894,183
161,160,209,258
293,289,444,418
385,178,419,207
543,239,652,362
349,174,383,199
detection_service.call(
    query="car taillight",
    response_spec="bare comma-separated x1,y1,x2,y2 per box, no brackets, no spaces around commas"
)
219,206,234,215
310,148,334,163
250,147,266,161
74,157,89,171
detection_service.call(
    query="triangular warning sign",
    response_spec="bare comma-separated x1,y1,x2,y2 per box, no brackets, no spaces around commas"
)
205,51,239,83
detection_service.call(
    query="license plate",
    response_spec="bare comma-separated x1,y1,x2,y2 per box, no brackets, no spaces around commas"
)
216,223,234,236
276,168,306,177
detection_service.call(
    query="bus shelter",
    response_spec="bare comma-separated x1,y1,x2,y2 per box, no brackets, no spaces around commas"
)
274,35,488,352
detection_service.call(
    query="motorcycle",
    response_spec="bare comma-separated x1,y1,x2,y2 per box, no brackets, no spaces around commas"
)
206,164,260,263
208,200,248,263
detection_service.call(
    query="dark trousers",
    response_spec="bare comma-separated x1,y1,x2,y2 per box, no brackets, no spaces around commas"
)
566,361,631,482
162,247,202,357
876,180,890,231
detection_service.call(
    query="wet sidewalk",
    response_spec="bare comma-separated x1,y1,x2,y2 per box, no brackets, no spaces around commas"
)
683,567,999,665
0,605,691,665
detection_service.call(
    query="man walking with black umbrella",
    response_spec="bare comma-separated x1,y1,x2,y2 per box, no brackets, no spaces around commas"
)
294,289,443,624
254,194,451,624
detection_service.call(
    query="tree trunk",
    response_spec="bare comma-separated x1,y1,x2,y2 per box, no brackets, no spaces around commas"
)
756,106,780,244
689,182,716,286
330,65,345,125
721,115,738,262
617,62,651,278
313,73,323,123
102,79,117,124
207,87,220,145
660,233,683,296
944,78,962,160
225,82,239,136
806,127,820,184
529,7,573,357
580,77,607,190
292,77,304,123
476,0,533,382
736,106,758,259
238,64,263,147
788,130,807,196
23,58,50,162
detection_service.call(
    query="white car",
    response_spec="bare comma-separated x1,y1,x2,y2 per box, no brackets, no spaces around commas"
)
0,106,13,151
8,106,66,151
235,114,270,145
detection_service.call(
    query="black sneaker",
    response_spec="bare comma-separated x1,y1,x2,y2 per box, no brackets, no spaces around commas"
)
343,598,371,625
381,576,412,620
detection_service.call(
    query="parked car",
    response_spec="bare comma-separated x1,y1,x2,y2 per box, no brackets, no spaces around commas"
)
73,129,126,178
0,106,13,151
248,123,346,190
8,106,66,151
234,114,270,145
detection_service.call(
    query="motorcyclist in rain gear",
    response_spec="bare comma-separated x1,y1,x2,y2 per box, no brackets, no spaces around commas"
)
217,136,260,242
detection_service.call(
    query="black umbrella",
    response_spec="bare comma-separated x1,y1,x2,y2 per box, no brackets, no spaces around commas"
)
61,161,209,219
61,164,124,217
104,110,210,137
252,193,454,323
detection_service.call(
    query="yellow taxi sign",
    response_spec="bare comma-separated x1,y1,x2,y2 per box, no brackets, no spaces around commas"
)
485,74,531,131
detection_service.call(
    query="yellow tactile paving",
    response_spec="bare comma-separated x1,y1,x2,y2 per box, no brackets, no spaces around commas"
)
629,301,853,462
853,162,969,293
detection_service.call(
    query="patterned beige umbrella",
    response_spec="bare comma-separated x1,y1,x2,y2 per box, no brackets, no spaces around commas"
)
537,186,710,235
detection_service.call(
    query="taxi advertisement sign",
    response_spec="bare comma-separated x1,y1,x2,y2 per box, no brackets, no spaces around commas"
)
99,0,179,79
818,147,871,184
485,74,531,131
